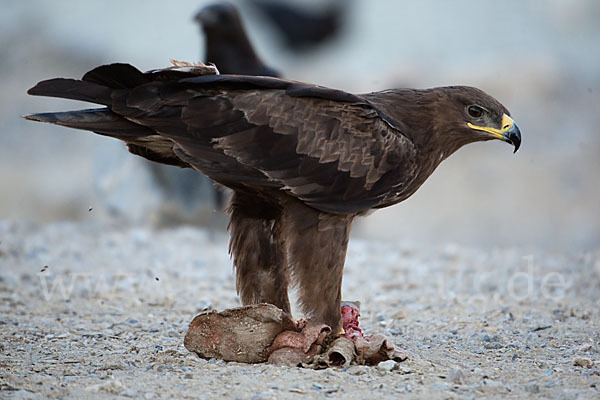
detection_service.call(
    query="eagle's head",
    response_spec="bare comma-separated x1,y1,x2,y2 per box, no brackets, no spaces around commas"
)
434,86,522,154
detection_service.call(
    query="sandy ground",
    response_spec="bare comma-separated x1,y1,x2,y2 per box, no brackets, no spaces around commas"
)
0,220,599,399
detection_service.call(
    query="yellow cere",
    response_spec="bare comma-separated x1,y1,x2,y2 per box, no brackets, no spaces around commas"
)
468,114,514,139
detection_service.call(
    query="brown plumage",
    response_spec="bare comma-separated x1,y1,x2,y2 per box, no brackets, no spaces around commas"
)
25,62,521,333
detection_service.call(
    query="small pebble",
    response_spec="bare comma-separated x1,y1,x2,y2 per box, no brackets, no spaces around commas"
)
347,366,368,375
576,344,593,352
526,332,538,346
395,383,411,393
397,365,412,375
377,360,396,372
482,334,500,342
483,341,503,349
524,383,540,394
121,389,137,397
482,334,504,349
431,384,448,389
573,357,593,368
446,368,466,384
392,310,407,320
480,378,506,393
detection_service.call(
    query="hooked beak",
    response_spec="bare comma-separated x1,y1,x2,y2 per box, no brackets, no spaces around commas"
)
468,114,522,153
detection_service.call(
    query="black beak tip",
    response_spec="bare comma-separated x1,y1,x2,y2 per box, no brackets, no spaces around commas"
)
508,124,522,154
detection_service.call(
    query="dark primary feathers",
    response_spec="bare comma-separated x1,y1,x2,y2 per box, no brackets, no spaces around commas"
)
195,2,280,77
26,63,520,331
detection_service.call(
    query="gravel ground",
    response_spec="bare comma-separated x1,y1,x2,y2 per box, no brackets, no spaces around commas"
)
0,220,599,399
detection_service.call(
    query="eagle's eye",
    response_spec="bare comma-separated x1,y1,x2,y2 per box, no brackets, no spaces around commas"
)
467,105,484,119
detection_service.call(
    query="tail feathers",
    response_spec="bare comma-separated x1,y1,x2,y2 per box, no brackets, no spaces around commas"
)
27,78,113,106
24,108,154,139
25,109,190,168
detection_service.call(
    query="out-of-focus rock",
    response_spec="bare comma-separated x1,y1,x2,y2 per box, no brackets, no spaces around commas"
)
376,360,397,372
446,368,466,384
573,357,593,369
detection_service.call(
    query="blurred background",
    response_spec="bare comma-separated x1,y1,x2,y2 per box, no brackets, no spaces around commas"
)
1,0,599,251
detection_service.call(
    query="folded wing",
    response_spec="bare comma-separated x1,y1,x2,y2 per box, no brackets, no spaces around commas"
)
27,63,418,214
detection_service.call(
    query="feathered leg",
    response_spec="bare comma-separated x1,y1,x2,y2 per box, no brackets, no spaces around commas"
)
281,199,354,334
227,192,290,313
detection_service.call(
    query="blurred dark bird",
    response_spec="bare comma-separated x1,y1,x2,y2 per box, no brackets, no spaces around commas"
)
26,62,521,332
195,2,280,77
249,0,345,50
194,2,281,212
